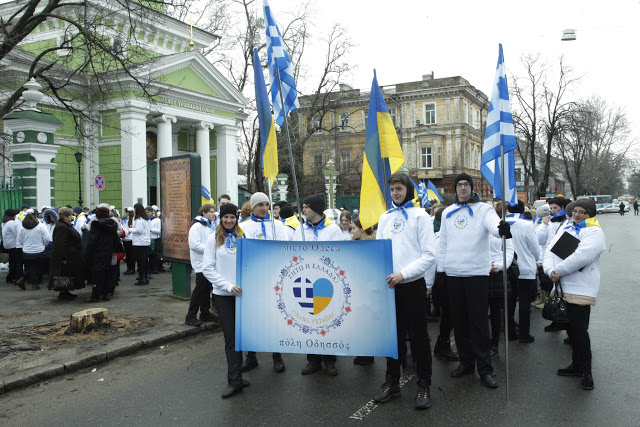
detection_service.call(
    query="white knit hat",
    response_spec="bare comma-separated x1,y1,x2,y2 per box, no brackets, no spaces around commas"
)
250,192,270,210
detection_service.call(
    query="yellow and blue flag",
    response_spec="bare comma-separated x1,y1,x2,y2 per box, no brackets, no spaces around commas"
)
359,70,405,230
253,48,278,183
201,184,212,206
426,180,443,203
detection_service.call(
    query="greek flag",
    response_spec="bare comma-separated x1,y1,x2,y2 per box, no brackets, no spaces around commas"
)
481,43,518,206
263,0,299,127
416,180,428,207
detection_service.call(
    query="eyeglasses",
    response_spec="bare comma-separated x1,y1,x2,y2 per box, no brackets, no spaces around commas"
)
572,209,588,215
456,183,471,188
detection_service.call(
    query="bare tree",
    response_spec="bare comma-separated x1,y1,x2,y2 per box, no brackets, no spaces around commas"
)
511,53,579,198
556,96,635,197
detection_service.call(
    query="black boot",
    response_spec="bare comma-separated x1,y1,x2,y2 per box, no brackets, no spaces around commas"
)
433,336,460,361
16,276,27,290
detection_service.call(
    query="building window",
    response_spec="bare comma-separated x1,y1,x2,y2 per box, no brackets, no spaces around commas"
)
389,107,397,126
362,109,368,131
469,106,474,128
339,112,349,132
423,103,436,125
340,151,351,174
437,147,442,168
464,101,469,124
313,115,322,134
420,147,433,169
476,110,481,129
313,154,323,174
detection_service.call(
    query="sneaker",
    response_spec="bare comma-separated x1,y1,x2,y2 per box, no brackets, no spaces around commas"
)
373,382,401,403
557,363,582,376
301,362,321,375
490,345,499,359
580,373,594,390
273,356,286,373
325,363,338,376
415,386,431,410
185,316,203,327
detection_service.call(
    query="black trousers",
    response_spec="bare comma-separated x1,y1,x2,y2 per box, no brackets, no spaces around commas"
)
213,294,243,388
433,273,454,340
149,239,159,273
123,241,135,271
448,275,493,375
386,279,432,386
507,277,519,335
517,279,536,338
187,272,212,316
566,303,592,373
22,251,47,284
7,248,22,282
488,298,503,346
307,353,336,364
131,245,149,280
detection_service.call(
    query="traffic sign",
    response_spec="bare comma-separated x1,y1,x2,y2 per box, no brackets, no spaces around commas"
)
94,174,106,191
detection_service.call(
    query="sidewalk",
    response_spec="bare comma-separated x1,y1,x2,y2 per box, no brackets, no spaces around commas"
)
0,267,218,395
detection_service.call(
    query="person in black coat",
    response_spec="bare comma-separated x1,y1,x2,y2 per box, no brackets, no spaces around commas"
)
619,202,625,216
85,207,120,302
49,207,87,300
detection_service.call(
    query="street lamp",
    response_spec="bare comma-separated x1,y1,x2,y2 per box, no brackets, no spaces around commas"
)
74,151,83,206
323,159,339,210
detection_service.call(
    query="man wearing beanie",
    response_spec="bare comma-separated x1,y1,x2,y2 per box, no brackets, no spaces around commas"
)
292,193,343,376
505,200,540,344
185,203,218,327
372,172,436,410
543,197,604,390
239,192,288,374
279,205,299,240
438,173,511,389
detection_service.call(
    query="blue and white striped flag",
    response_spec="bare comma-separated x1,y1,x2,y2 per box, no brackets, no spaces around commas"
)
417,180,428,207
263,0,299,127
481,43,518,206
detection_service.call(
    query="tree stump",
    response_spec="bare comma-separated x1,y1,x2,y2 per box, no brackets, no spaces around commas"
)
67,308,109,334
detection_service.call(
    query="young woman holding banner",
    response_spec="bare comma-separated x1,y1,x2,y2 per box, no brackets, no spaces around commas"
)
202,203,248,399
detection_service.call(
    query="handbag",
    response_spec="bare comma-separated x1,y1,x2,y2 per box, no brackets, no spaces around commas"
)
52,276,74,291
542,280,570,325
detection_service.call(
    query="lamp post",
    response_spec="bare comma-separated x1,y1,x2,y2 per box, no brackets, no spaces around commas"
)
323,159,339,210
74,151,83,206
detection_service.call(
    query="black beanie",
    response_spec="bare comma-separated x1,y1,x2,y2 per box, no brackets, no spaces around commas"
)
573,199,597,217
280,206,294,219
303,194,326,216
454,173,474,192
219,203,239,218
508,200,525,214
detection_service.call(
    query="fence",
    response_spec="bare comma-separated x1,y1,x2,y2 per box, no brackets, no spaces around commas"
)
0,177,23,216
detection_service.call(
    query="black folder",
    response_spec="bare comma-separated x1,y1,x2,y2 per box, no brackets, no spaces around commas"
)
550,232,580,260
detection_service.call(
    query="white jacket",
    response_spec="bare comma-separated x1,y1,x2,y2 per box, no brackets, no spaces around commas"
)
128,218,150,246
189,218,215,273
506,215,540,279
543,222,605,298
437,201,501,277
122,218,133,242
240,215,288,241
2,220,18,249
202,233,239,296
377,205,436,285
150,217,161,239
292,216,343,242
489,234,514,272
17,223,50,254
74,213,87,234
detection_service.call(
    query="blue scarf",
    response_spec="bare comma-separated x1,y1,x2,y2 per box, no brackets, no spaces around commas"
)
505,213,527,225
550,209,566,222
446,202,475,219
250,213,271,238
306,215,331,237
223,230,237,250
564,218,600,235
193,215,215,231
387,200,416,219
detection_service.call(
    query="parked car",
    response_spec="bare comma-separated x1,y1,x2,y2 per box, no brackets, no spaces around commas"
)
596,203,630,214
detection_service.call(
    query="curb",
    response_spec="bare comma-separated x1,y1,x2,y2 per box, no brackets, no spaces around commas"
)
0,322,220,396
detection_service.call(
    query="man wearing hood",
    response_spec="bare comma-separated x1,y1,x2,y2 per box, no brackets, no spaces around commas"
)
437,173,511,389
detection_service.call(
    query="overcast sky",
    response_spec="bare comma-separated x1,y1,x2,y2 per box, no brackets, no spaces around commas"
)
270,0,639,144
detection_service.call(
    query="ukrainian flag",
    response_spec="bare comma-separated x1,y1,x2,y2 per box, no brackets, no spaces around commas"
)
359,70,405,230
253,48,278,184
427,180,443,203
201,185,212,206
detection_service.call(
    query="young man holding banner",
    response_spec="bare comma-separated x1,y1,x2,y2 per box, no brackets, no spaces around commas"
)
373,173,436,410
293,194,343,376
239,192,289,373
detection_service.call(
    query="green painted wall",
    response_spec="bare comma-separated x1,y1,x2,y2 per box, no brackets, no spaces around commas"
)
100,111,121,139
178,129,192,151
54,145,84,207
157,68,218,96
40,106,78,138
210,131,217,150
98,145,122,208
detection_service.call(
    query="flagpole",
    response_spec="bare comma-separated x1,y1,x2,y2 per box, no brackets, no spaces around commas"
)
275,67,304,241
501,143,510,402
267,177,276,238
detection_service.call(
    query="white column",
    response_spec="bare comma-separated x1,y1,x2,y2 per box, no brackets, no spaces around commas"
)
11,143,60,208
153,114,176,203
118,107,148,208
216,125,239,204
193,121,214,202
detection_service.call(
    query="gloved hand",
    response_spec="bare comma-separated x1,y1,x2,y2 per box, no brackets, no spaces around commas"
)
498,220,512,238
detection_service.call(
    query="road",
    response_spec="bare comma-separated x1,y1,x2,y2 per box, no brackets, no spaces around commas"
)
0,213,638,426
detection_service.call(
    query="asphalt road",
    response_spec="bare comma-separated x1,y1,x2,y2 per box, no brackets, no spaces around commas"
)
0,213,638,426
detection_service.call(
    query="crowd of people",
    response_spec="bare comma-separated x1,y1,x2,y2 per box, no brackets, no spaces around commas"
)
1,201,170,302
1,175,606,409
185,172,605,409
